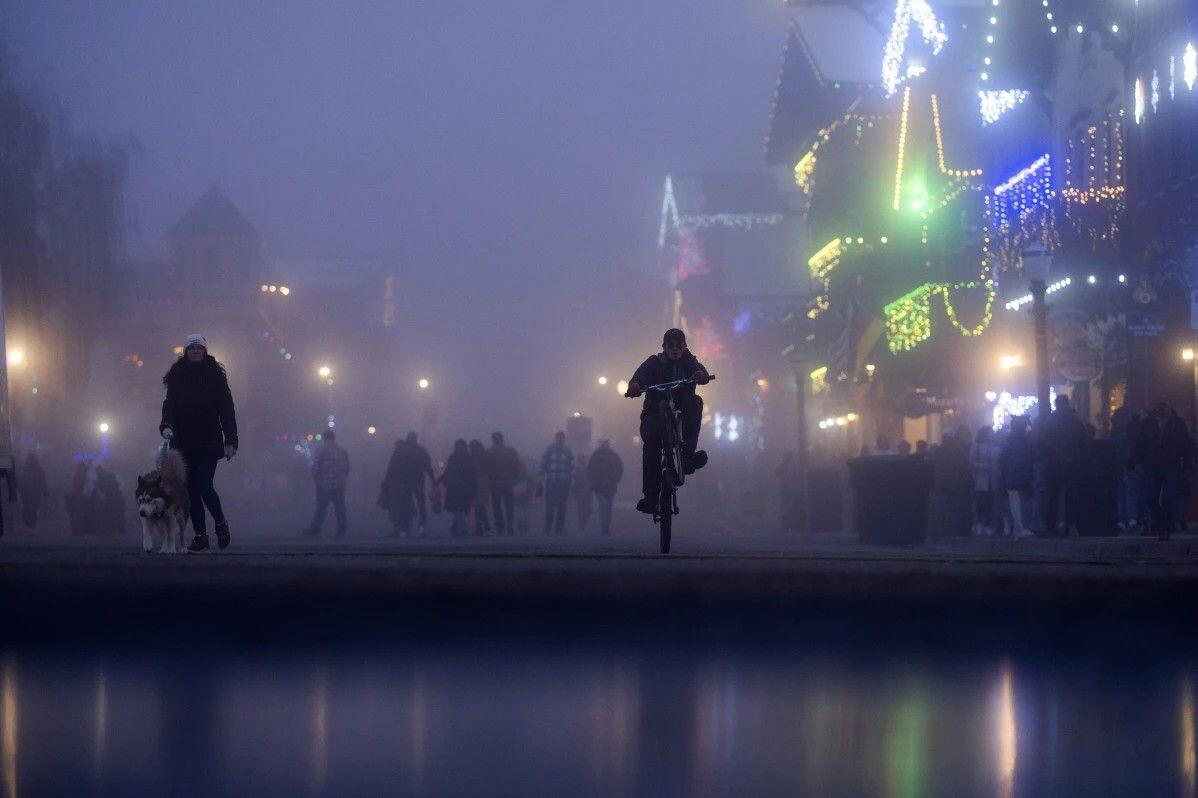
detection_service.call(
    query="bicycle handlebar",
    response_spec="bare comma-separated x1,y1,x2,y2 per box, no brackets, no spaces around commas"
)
624,374,715,398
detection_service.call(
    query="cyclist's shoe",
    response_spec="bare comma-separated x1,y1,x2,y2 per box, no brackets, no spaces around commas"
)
187,533,211,553
683,450,709,475
636,497,656,514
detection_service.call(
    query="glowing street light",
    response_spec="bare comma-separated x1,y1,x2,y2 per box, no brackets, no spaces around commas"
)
318,365,332,379
597,376,608,386
367,426,377,436
278,286,290,296
1183,348,1195,362
6,348,24,368
418,378,430,390
999,354,1024,371
98,421,110,434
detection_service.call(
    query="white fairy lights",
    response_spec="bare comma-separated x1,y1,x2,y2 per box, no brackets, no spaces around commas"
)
882,0,946,96
1004,277,1071,311
979,89,1030,125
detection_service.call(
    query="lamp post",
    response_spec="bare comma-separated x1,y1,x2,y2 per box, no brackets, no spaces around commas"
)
317,365,334,428
1023,244,1052,422
1184,347,1197,429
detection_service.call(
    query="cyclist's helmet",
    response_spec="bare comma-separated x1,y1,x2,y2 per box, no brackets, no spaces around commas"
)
663,328,686,347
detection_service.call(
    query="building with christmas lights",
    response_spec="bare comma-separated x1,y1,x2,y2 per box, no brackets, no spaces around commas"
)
655,173,804,452
766,0,1198,455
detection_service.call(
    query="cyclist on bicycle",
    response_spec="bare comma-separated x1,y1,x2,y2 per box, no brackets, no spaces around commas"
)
625,328,711,513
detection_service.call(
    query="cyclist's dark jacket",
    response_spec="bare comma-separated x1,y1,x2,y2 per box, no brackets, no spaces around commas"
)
628,350,707,418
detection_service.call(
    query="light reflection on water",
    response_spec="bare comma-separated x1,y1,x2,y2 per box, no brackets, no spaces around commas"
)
0,644,1193,797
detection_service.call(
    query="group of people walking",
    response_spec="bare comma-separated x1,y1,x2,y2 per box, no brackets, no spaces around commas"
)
373,430,625,539
924,394,1195,539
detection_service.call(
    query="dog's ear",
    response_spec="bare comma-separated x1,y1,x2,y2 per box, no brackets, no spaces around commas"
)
137,475,146,490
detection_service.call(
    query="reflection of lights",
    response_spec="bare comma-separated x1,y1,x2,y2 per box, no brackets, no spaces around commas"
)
418,378,430,390
1182,673,1195,798
1087,274,1097,285
999,354,1023,371
756,378,770,391
6,349,24,367
597,376,608,386
846,413,858,422
173,346,184,357
3,657,16,798
835,417,847,427
98,422,110,434
573,412,582,418
985,390,998,402
312,672,328,794
997,663,1016,798
318,365,331,379
616,380,629,396
865,364,877,377
1184,348,1195,363
260,284,269,292
269,285,278,293
1118,274,1127,284
367,426,377,436
94,667,107,776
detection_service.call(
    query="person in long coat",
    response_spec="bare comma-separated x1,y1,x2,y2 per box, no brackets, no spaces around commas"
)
437,440,476,537
159,333,238,552
468,439,492,535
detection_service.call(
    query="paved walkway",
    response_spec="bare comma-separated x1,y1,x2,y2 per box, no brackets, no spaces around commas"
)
4,528,1198,615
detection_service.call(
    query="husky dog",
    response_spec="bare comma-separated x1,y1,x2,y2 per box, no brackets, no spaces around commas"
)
136,450,190,553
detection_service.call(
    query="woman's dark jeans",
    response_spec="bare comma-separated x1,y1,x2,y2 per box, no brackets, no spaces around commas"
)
182,451,225,535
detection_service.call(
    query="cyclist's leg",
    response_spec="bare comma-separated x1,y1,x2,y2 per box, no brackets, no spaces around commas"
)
681,394,706,470
638,414,663,511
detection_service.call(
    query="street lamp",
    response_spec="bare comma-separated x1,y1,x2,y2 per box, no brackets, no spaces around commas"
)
597,376,608,386
98,421,110,434
1185,347,1198,429
367,425,377,436
1023,242,1053,421
7,349,25,368
999,354,1023,371
418,378,430,390
317,365,332,379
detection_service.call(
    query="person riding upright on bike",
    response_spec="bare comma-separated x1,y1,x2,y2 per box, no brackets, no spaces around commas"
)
625,328,711,513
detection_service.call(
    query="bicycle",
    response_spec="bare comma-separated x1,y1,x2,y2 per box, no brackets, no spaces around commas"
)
625,375,714,553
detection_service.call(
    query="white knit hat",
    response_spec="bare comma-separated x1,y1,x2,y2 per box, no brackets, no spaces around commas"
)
185,333,208,351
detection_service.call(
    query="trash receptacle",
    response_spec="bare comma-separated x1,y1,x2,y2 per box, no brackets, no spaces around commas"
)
848,455,934,544
1075,438,1118,537
806,468,844,534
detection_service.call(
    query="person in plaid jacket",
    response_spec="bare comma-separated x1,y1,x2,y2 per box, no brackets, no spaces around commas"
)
539,431,574,535
305,430,351,538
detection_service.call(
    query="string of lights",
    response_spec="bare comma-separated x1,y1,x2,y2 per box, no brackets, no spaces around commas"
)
1061,117,1125,245
883,280,996,353
893,86,912,211
978,90,1029,126
1004,277,1071,311
930,94,983,179
882,0,946,96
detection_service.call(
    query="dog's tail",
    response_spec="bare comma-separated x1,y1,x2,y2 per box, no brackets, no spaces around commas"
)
161,448,187,483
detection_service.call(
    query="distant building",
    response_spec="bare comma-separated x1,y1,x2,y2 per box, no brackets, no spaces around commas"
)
656,172,804,452
163,185,263,322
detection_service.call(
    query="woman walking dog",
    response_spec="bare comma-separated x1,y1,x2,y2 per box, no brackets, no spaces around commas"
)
160,334,238,552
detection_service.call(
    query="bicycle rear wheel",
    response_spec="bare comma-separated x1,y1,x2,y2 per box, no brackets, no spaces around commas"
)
658,481,672,554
